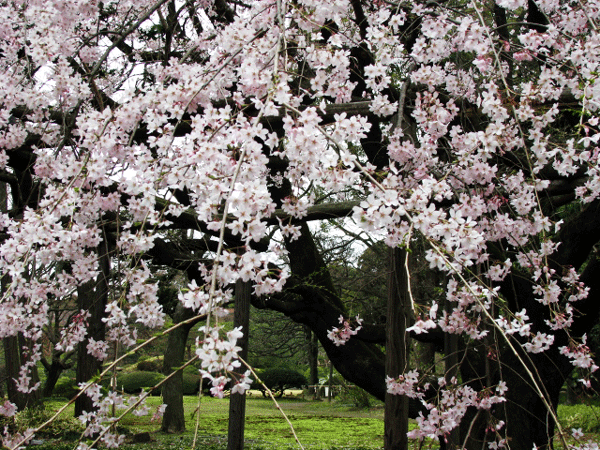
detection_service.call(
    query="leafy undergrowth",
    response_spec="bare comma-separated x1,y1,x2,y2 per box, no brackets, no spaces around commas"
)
558,403,600,434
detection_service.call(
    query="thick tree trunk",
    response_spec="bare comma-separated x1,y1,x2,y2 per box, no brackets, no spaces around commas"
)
227,278,251,450
1,182,40,410
75,238,109,417
501,354,564,450
272,223,387,400
3,335,41,410
458,340,568,450
161,303,199,433
384,247,410,450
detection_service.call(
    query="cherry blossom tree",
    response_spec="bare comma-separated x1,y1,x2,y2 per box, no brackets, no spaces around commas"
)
1,0,600,448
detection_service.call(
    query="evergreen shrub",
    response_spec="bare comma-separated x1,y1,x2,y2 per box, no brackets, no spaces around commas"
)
116,371,165,394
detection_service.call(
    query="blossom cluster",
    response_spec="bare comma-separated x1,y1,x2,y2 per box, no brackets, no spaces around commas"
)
195,325,253,398
559,335,600,387
75,385,164,448
407,377,506,441
327,315,364,346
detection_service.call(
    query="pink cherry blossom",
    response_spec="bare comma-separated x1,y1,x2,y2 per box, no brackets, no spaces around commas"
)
327,315,364,346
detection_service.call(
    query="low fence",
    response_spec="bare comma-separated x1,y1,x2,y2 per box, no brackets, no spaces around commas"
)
306,385,350,398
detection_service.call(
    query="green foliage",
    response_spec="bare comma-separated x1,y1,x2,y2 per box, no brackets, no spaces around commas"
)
303,366,329,383
324,375,344,385
117,371,165,394
182,371,201,395
248,307,307,369
337,386,378,409
52,377,78,399
558,403,600,433
257,368,308,397
21,444,74,450
14,406,83,439
137,358,163,372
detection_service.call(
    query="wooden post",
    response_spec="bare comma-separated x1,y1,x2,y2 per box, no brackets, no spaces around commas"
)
384,246,410,450
328,360,334,403
227,277,251,450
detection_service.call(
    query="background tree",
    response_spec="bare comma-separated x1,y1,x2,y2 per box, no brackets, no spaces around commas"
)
247,307,307,369
40,300,78,398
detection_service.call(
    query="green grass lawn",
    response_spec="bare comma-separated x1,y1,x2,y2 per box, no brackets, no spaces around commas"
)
122,395,386,448
24,395,600,450
37,394,390,450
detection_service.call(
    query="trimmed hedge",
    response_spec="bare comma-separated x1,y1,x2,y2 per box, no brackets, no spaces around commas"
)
137,358,163,372
116,371,165,394
182,371,201,395
52,377,79,399
257,368,307,398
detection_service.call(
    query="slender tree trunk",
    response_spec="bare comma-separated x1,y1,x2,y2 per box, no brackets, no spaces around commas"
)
328,360,334,402
415,341,435,372
75,237,109,417
227,278,251,450
3,336,22,408
304,326,320,399
160,252,205,433
444,310,460,448
384,247,410,450
42,355,70,398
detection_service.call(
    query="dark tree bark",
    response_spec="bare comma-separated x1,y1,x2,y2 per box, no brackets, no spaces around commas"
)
136,189,600,450
3,335,41,410
227,278,251,450
75,237,109,417
149,237,207,433
41,307,76,398
305,325,320,399
0,181,41,410
384,247,410,450
42,352,73,398
3,3,596,447
161,303,201,433
444,303,460,449
252,196,600,450
457,200,600,449
263,222,387,400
